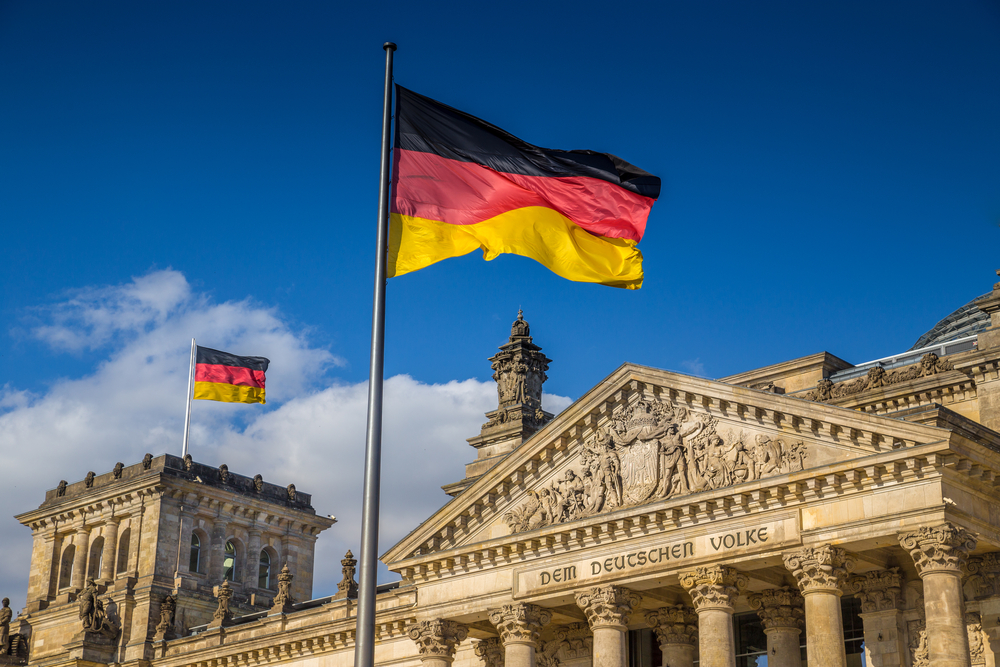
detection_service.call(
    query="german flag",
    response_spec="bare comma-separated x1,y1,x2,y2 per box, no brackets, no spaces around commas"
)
194,346,270,405
388,86,660,290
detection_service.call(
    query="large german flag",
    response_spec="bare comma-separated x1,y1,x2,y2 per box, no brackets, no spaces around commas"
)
194,346,270,405
388,86,660,290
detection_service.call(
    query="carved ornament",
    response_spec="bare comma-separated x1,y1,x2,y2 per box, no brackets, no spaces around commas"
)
503,398,806,534
271,564,295,613
154,594,176,641
645,604,698,646
335,550,358,600
783,545,856,592
849,568,902,612
253,475,264,492
112,463,124,480
963,551,1000,600
679,566,748,610
575,585,641,629
488,604,552,646
908,619,928,667
212,580,234,627
898,523,977,575
84,472,95,488
474,637,504,667
142,453,153,470
805,353,956,403
182,454,193,471
538,623,593,667
219,464,230,483
56,481,67,497
407,619,469,659
78,578,119,638
747,587,804,630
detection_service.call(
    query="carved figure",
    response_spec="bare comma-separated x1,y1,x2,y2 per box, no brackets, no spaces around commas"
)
84,472,95,488
182,454,193,471
253,474,264,492
272,564,295,611
335,551,358,599
287,484,296,501
78,578,117,637
213,580,233,624
155,595,176,640
56,481,67,497
112,463,124,480
503,397,810,535
0,598,11,655
142,453,153,470
218,464,229,483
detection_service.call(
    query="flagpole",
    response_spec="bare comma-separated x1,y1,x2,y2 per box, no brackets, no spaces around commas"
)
354,41,396,667
181,338,196,457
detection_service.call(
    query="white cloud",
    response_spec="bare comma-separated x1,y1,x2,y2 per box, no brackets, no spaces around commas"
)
680,358,707,378
0,270,573,610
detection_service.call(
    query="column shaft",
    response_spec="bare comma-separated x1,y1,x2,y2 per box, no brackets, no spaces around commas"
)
100,521,119,582
766,628,802,667
592,626,627,667
661,643,696,667
245,530,262,589
803,592,846,667
209,520,228,582
72,527,90,589
699,609,735,667
923,571,970,667
504,642,534,667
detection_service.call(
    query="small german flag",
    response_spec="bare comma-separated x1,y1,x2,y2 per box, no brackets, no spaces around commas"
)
194,346,270,405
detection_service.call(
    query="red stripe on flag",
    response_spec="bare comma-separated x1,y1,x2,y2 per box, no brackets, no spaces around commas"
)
195,363,266,388
391,148,653,242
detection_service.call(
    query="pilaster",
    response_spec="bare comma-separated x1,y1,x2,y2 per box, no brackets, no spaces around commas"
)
748,587,804,667
851,569,906,667
646,604,697,667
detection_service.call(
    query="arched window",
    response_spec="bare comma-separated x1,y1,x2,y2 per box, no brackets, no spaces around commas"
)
189,534,201,573
258,550,271,589
58,545,75,590
223,541,237,582
116,528,131,575
88,537,104,580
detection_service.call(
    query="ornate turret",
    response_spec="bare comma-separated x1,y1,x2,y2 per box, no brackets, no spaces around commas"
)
442,311,553,497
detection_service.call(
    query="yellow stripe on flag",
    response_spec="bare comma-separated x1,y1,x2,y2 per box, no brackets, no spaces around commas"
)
387,207,644,290
194,381,266,404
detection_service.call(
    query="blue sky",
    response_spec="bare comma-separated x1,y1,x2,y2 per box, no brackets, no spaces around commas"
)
1,1,998,603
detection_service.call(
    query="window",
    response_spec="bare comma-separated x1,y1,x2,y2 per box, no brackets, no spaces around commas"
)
88,537,104,580
842,596,866,667
223,541,237,582
58,545,75,590
734,611,768,667
116,528,131,575
189,534,201,573
258,550,271,589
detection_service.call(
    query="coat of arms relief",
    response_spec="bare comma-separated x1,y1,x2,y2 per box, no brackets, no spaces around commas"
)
503,398,807,534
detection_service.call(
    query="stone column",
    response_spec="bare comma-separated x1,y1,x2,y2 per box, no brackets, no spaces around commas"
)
475,638,505,667
645,604,698,667
783,546,856,667
899,523,978,667
576,586,641,667
208,519,228,583
245,530,262,589
408,619,469,667
680,566,748,667
849,569,906,667
99,519,119,583
71,525,90,590
489,603,552,667
748,587,804,667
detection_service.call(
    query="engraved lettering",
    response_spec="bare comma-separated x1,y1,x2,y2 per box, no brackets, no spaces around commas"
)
564,566,576,581
553,568,562,583
592,561,602,575
541,572,550,585
637,551,647,566
614,556,625,570
627,553,637,568
746,529,756,544
759,526,769,542
723,534,735,548
660,547,671,562
672,544,682,558
736,531,745,547
710,536,723,550
684,542,693,557
604,558,613,573
648,549,660,564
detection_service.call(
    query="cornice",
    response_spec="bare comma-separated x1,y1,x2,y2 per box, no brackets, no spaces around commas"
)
14,481,164,530
382,363,959,566
719,351,854,387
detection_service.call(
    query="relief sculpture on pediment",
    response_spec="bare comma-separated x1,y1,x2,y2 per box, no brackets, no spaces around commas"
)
503,398,807,534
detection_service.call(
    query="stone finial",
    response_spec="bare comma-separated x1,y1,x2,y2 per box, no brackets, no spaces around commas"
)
488,603,552,646
270,564,295,613
334,550,358,600
575,585,641,630
747,587,804,631
209,580,234,628
783,545,856,593
849,568,902,612
218,464,229,483
287,484,296,501
56,480,67,497
182,454,193,471
645,604,698,647
253,474,264,492
84,472,95,488
154,594,176,641
142,453,153,470
899,523,977,575
485,311,551,426
112,463,124,480
474,637,504,667
408,619,469,659
679,566,748,611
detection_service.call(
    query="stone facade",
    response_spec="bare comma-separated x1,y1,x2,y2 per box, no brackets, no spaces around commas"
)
6,276,1000,667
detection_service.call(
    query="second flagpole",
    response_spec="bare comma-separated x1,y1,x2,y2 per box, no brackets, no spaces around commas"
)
354,41,396,667
181,337,196,457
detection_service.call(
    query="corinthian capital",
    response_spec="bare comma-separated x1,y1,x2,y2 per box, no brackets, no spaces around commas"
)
474,637,504,667
408,620,469,660
849,568,902,612
898,523,977,576
575,585,641,630
747,587,804,631
645,604,698,647
783,545,856,593
679,566,748,611
488,604,552,646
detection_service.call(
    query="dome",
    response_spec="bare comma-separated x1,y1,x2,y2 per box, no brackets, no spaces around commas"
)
909,293,990,350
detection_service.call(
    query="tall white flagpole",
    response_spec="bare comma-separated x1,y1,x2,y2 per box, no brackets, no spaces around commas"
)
354,41,395,667
181,338,196,457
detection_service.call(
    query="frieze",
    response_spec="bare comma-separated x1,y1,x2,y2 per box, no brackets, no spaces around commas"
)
804,353,955,403
503,398,806,534
514,517,797,598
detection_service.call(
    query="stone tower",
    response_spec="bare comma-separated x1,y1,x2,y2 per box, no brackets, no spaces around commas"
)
442,310,553,496
12,455,334,666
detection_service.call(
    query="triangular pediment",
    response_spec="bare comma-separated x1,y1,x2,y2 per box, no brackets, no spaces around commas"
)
382,363,957,568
